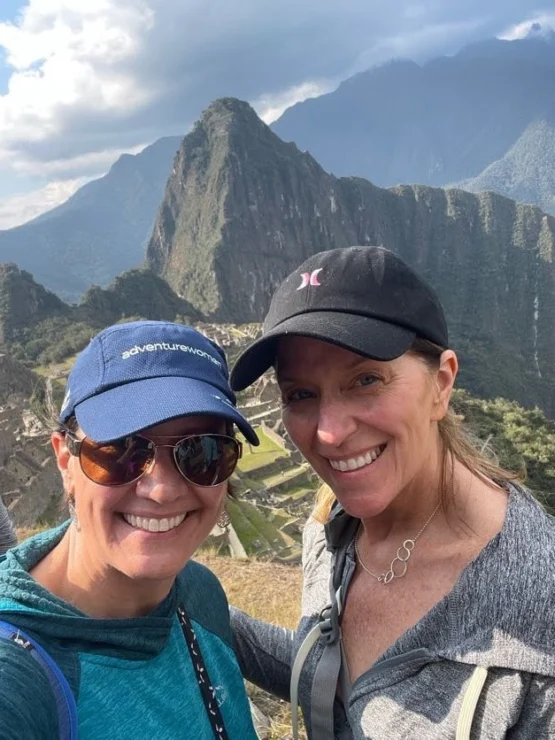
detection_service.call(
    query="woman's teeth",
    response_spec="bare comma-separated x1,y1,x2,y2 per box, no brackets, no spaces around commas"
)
329,445,385,472
122,513,187,532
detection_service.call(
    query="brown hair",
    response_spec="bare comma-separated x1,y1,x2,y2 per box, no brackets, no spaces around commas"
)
312,338,520,523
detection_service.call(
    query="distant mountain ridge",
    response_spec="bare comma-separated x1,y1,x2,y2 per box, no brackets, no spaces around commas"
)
0,136,181,302
273,32,555,214
147,98,555,418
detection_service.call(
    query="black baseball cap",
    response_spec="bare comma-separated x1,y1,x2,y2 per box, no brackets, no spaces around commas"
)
230,246,448,391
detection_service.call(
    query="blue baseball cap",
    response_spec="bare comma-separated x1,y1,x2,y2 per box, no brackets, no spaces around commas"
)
59,321,259,445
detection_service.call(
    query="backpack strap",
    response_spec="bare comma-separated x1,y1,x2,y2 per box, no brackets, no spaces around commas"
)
0,620,78,740
290,510,359,740
290,587,343,740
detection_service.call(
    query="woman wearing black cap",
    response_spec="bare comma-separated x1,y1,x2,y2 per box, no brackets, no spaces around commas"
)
230,247,555,740
0,320,259,739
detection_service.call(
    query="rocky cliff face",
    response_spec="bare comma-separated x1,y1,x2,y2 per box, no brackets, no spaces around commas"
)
147,98,373,318
146,98,555,416
0,354,62,527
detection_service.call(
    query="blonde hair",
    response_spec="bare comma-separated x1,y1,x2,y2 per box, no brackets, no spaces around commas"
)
312,338,520,524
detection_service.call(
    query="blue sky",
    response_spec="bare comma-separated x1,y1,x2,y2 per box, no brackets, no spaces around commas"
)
0,0,22,93
0,0,40,203
0,0,554,229
0,1,38,202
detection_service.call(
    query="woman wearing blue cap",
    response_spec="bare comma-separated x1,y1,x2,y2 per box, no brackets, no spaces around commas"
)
230,247,555,740
0,321,259,739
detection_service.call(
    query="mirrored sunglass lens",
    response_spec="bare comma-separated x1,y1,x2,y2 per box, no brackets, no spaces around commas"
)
174,436,238,486
80,437,153,485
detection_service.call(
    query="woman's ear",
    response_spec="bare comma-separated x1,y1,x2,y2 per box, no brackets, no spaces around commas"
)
431,350,458,422
51,432,75,495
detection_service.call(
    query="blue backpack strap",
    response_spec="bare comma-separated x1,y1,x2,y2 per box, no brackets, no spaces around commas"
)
0,620,78,739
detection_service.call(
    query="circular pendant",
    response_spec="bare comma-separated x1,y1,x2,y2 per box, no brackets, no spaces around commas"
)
397,539,415,562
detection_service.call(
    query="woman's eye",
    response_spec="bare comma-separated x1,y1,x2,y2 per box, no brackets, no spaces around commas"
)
354,374,379,388
282,388,314,403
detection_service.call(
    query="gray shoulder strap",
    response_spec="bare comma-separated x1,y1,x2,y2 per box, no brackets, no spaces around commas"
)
290,621,321,740
290,587,343,740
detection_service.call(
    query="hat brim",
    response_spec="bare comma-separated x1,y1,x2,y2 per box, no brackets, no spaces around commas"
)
230,312,416,391
74,375,259,445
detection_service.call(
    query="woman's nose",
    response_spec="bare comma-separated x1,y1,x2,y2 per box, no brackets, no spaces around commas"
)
316,401,357,448
134,447,186,503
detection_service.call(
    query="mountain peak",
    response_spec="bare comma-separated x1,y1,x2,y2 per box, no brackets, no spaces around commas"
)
0,263,68,344
200,97,264,127
145,98,326,317
191,97,275,151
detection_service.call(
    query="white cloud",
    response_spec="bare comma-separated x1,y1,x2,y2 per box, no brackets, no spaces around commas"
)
254,80,336,124
0,176,90,229
0,0,155,169
350,18,485,74
499,14,555,40
9,143,144,178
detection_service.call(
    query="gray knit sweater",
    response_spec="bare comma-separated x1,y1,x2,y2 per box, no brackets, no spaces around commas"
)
0,499,16,554
232,485,555,738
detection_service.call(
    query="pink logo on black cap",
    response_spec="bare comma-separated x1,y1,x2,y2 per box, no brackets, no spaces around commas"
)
297,268,323,290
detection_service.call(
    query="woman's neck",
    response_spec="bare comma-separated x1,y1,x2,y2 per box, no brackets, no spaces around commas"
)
30,530,174,619
358,459,508,551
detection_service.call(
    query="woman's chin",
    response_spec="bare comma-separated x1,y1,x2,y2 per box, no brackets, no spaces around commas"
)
116,553,193,583
333,488,395,520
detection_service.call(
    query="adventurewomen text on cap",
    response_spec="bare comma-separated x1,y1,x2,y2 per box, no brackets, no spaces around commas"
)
120,342,222,367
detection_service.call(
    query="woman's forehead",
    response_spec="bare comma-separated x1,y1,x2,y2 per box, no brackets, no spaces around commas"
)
276,336,371,375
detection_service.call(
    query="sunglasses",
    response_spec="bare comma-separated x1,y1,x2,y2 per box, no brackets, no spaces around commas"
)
65,432,242,488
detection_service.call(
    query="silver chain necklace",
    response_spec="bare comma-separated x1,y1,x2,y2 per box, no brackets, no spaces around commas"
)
354,503,440,585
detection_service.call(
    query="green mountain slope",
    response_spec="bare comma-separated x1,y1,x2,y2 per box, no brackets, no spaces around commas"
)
456,118,555,215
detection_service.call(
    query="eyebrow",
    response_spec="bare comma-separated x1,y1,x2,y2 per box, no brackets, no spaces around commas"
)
277,354,381,383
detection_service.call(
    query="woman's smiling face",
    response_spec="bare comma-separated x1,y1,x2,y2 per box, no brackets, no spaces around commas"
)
52,415,228,586
277,337,455,519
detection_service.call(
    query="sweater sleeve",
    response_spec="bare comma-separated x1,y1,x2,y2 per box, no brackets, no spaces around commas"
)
508,676,555,738
229,517,329,702
230,606,295,701
0,638,60,739
0,500,17,554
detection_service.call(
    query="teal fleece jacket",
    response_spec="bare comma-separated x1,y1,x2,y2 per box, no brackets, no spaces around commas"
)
0,523,257,739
